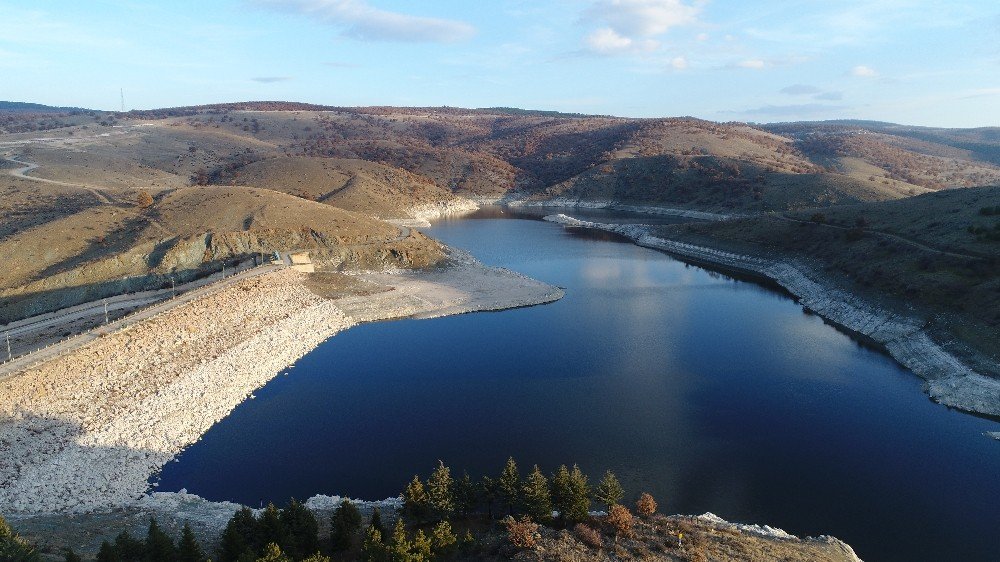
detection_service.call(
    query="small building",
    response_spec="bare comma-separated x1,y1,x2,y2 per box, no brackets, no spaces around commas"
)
288,251,315,273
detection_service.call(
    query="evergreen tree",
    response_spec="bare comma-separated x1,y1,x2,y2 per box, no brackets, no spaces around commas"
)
565,465,592,523
96,541,119,562
480,476,498,519
300,554,332,562
595,470,624,511
430,521,457,556
402,475,430,521
412,530,432,561
522,465,553,523
177,523,206,562
369,507,388,540
64,549,83,562
498,457,521,515
388,520,412,562
113,530,145,562
145,518,176,562
452,471,477,516
219,507,258,562
360,525,388,562
256,543,291,562
257,504,287,554
280,498,319,559
0,515,40,562
330,499,363,552
550,465,573,522
426,461,455,520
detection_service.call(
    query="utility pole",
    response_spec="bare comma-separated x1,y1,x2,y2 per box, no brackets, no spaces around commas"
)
171,277,176,298
120,88,125,112
5,332,11,362
104,299,109,325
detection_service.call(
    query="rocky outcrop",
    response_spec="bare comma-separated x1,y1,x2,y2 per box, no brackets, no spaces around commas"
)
544,213,1000,417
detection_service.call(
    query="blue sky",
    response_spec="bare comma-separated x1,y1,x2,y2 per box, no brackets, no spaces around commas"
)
2,0,998,126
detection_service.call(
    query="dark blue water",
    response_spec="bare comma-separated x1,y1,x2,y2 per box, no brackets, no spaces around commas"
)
157,209,1000,562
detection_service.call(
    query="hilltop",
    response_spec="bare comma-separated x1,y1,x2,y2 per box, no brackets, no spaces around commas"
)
2,102,998,324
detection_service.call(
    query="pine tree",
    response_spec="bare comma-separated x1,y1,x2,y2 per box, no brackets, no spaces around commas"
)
426,461,455,520
64,549,82,562
256,543,291,562
145,518,176,562
430,521,457,556
330,499,363,552
480,476,498,519
412,530,432,561
550,465,573,521
452,471,477,516
498,457,521,515
113,530,144,562
96,541,118,562
257,504,287,554
0,515,40,562
522,465,553,523
300,554,332,562
280,498,319,559
219,507,258,562
595,470,624,511
403,475,430,521
369,507,388,539
360,525,388,562
177,524,206,562
565,465,592,523
388,519,412,562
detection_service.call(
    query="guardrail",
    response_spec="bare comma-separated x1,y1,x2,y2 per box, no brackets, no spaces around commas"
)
0,257,280,374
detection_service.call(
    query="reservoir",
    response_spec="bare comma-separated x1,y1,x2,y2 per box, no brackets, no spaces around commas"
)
156,208,1000,562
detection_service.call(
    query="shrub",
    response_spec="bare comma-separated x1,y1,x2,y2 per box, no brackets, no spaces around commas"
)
810,213,826,224
573,523,603,549
635,493,658,517
430,521,457,555
502,515,541,549
137,190,154,209
607,505,634,541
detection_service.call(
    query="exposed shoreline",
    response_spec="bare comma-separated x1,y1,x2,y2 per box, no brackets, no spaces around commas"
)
0,253,563,516
544,213,1000,419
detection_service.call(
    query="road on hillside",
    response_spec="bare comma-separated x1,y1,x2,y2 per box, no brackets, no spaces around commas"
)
4,156,115,204
0,263,282,382
775,214,985,261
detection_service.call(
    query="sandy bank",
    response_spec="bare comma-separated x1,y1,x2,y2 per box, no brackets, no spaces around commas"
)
544,213,1000,419
0,256,563,515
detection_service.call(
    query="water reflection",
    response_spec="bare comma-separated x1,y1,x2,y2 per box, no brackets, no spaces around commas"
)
157,212,1000,562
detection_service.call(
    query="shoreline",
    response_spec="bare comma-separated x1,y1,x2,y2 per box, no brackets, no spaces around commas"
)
0,253,563,516
544,213,1000,420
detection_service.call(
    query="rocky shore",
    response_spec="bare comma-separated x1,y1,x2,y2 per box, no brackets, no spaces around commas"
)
544,213,1000,418
0,256,563,515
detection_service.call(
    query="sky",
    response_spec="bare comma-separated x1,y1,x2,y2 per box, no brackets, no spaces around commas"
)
1,0,998,127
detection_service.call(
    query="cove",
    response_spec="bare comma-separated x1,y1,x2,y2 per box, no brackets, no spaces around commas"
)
156,208,1000,562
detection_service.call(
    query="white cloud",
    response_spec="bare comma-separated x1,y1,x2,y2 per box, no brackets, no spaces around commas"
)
851,64,878,77
696,32,709,41
586,28,659,54
251,0,475,43
670,56,688,70
738,59,767,69
582,0,700,55
587,0,701,36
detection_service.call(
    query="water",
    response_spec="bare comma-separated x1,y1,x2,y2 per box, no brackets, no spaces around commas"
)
157,208,1000,562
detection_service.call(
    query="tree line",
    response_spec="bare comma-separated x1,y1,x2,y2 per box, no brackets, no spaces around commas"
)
1,458,661,561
